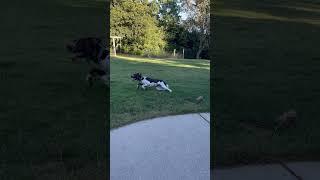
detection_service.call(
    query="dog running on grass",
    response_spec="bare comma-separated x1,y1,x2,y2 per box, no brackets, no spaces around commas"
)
131,73,172,92
66,37,109,87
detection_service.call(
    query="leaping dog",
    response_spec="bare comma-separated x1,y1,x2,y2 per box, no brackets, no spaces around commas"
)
131,73,172,92
66,37,109,87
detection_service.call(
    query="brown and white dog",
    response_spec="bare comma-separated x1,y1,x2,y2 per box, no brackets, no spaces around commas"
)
66,37,109,86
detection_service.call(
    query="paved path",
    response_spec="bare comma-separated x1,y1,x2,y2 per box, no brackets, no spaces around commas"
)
111,113,210,180
213,162,320,180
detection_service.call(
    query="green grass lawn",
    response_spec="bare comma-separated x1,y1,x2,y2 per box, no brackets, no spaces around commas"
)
110,55,210,129
0,0,107,179
213,0,320,167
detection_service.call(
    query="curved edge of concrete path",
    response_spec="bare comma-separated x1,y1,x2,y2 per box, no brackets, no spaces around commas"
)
112,112,210,131
111,113,210,180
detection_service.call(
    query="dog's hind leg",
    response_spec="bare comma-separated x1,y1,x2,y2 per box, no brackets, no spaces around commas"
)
166,87,172,92
159,82,172,92
156,86,166,91
101,75,109,86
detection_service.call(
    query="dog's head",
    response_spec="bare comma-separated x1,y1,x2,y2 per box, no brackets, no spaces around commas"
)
66,37,102,61
131,73,142,81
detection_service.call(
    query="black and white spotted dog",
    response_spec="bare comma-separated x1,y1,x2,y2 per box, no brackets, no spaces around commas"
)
131,73,172,92
66,37,109,86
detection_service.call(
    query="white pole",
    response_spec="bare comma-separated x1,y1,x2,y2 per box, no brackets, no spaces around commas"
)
113,38,116,56
182,48,184,59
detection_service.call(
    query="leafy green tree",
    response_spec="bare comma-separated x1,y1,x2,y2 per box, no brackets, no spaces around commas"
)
182,0,210,59
158,0,182,51
111,0,166,56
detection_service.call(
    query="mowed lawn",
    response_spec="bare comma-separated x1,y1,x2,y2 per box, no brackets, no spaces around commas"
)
1,0,107,179
110,55,210,129
213,0,320,167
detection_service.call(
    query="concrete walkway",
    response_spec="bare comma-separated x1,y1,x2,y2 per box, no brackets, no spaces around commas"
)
110,113,210,180
213,162,320,180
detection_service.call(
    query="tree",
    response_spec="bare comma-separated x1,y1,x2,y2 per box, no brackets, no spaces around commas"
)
181,0,210,59
157,0,182,51
111,0,166,56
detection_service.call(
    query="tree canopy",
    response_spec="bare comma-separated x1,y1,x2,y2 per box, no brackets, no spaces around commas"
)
111,0,210,59
111,0,166,56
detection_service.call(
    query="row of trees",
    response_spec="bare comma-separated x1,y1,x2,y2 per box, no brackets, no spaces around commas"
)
110,0,209,59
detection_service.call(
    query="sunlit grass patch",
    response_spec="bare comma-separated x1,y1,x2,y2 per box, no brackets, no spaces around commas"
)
215,9,320,26
110,55,210,128
113,55,210,70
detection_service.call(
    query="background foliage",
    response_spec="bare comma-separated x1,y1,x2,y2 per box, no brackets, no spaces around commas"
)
111,0,210,59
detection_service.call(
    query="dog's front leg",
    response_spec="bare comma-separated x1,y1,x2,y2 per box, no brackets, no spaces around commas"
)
141,85,147,90
137,83,142,89
86,74,93,87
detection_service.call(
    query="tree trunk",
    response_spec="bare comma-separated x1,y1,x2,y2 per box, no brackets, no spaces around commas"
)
196,33,206,59
196,48,202,59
